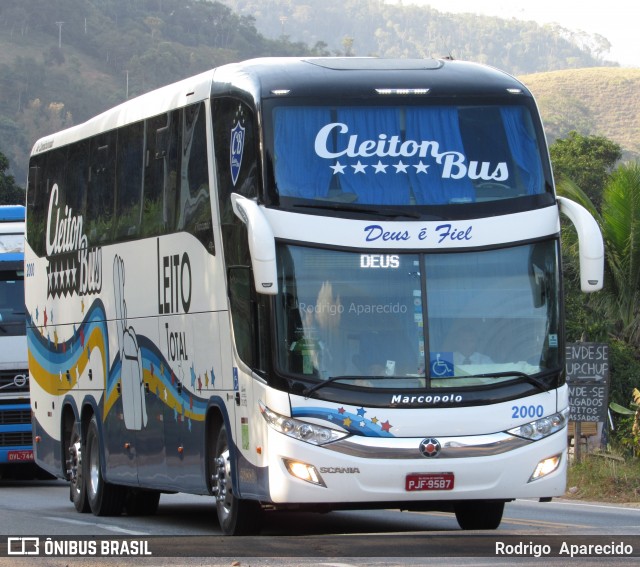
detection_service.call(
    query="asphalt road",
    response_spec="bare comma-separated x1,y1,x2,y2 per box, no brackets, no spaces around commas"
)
1,478,639,566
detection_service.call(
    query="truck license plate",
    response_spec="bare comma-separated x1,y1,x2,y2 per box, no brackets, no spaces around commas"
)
8,450,34,462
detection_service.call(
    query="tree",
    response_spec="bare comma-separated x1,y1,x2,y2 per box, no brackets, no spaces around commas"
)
550,131,622,209
558,162,640,348
0,151,25,205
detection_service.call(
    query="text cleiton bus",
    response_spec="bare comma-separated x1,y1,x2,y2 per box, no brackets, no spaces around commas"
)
0,205,32,476
25,58,604,533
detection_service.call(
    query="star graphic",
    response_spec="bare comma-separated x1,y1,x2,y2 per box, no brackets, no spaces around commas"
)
330,161,346,174
413,161,430,174
371,416,379,424
352,161,367,174
373,160,388,174
338,406,346,414
343,417,353,427
357,407,366,417
43,308,48,328
380,420,392,432
359,420,366,427
393,161,408,173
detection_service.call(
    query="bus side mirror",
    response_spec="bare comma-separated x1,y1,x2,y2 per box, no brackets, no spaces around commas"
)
230,193,278,295
558,196,604,293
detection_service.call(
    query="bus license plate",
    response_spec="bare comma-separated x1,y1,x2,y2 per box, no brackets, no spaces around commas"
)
8,450,34,462
406,472,454,491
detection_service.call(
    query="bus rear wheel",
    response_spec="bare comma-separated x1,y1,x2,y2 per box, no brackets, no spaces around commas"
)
85,415,126,516
454,500,504,530
211,424,261,535
68,422,89,513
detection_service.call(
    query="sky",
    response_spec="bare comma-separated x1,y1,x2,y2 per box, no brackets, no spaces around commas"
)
399,1,640,67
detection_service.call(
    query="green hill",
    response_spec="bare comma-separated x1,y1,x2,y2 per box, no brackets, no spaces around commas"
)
520,67,640,161
0,1,635,186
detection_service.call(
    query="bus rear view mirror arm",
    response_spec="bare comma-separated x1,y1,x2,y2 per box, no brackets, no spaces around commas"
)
231,193,278,295
558,196,604,293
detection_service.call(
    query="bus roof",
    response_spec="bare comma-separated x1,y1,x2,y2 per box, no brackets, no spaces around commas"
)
30,58,532,156
212,57,531,100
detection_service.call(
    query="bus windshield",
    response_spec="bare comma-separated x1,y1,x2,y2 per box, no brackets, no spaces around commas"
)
275,240,560,389
270,102,548,206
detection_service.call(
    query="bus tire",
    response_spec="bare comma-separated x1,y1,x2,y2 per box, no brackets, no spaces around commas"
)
454,500,504,530
84,415,125,516
124,489,161,516
68,422,90,513
212,424,261,535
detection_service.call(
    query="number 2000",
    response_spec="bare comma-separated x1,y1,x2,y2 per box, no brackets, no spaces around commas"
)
511,405,544,419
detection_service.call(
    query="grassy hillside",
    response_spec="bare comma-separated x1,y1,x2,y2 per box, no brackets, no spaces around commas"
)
520,67,640,161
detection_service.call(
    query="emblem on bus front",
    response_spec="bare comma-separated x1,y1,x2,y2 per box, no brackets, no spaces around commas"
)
230,121,245,187
419,438,441,458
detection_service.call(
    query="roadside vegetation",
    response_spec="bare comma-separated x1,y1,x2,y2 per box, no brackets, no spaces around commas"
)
567,451,640,504
553,132,640,504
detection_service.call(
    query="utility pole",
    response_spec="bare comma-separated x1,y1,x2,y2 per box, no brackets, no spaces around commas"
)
55,21,64,48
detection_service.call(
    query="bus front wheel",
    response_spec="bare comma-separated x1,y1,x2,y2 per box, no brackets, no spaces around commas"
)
211,424,261,535
454,500,504,530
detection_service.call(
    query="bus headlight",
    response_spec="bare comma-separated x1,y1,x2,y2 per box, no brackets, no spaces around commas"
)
529,454,562,482
259,402,348,445
283,458,326,486
507,408,569,441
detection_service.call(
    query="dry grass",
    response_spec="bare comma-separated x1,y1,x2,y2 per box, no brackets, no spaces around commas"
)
566,451,640,503
519,67,640,161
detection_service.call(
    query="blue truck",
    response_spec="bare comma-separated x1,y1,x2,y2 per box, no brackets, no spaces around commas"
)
0,205,32,478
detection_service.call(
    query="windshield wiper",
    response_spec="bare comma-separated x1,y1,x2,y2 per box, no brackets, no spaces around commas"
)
303,375,393,397
465,371,550,393
303,370,550,398
292,203,423,219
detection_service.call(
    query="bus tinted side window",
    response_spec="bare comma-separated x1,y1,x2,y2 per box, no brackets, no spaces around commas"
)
27,156,46,256
212,97,259,225
143,110,180,237
28,148,67,257
65,140,89,225
87,132,115,245
115,121,144,241
177,102,214,254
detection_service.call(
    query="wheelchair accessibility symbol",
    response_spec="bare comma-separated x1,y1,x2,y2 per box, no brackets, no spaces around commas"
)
430,352,454,377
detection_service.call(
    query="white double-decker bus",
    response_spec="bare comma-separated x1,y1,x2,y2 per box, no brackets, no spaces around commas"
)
26,58,603,534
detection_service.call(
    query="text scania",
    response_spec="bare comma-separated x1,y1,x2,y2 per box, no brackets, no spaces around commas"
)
391,394,463,405
314,123,508,181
